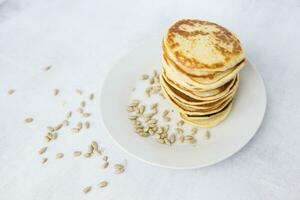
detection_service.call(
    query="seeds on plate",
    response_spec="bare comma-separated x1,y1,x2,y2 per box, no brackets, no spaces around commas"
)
71,128,80,133
80,101,86,108
44,66,51,71
101,161,109,169
56,153,64,159
84,152,92,158
76,122,83,129
175,128,183,134
179,135,185,143
24,117,34,123
114,164,125,174
142,74,149,80
54,123,63,131
53,89,59,96
84,121,90,129
83,186,92,194
83,112,91,118
176,120,184,126
102,156,108,161
7,89,15,95
204,130,210,140
98,181,108,188
77,107,83,114
66,111,72,119
41,157,48,164
89,93,94,100
62,120,69,126
149,77,155,85
76,89,83,95
38,146,48,154
73,151,82,157
191,127,198,135
47,126,55,132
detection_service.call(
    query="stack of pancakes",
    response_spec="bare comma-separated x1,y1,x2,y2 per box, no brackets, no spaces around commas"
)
160,19,246,127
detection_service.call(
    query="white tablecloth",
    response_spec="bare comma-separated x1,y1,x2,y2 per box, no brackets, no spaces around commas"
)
0,0,299,199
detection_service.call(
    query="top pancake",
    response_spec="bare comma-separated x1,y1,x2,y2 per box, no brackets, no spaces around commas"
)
164,19,245,74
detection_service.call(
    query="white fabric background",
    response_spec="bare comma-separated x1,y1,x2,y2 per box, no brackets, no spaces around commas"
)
0,0,299,199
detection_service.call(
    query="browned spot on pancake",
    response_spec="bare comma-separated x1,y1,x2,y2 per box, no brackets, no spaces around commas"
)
165,19,243,70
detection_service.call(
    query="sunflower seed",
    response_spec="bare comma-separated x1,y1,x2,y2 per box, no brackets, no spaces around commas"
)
148,119,157,124
159,93,165,99
38,146,47,154
73,151,82,157
129,115,138,120
44,66,51,71
89,93,94,100
84,121,90,129
62,120,69,126
169,134,176,143
83,112,91,118
114,164,124,170
84,152,92,158
24,117,34,123
185,135,194,140
139,105,145,114
53,89,59,96
153,70,158,77
76,89,83,95
71,128,80,133
187,138,197,144
150,103,158,109
76,122,83,129
164,125,170,133
91,141,98,151
98,181,108,188
177,120,184,126
149,77,155,85
154,134,161,139
80,101,86,107
56,153,64,159
41,157,48,164
47,126,55,132
157,138,165,144
160,133,167,139
101,161,109,169
163,116,171,122
54,123,63,131
204,130,210,139
142,74,149,80
77,107,83,114
179,135,185,143
164,138,171,145
162,110,169,116
127,106,134,112
191,127,198,135
175,128,183,134
115,168,125,174
66,111,72,119
7,89,15,95
102,156,108,161
83,186,92,193
152,107,158,115
52,132,57,140
145,87,151,97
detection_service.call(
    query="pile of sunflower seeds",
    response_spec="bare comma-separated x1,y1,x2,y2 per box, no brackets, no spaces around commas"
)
128,70,211,145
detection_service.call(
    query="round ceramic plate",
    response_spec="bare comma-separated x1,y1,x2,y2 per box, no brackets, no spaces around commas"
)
99,38,267,169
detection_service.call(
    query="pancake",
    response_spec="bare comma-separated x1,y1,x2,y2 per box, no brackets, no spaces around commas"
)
159,19,245,127
161,72,239,103
161,83,233,115
179,102,233,128
164,19,245,74
162,52,245,90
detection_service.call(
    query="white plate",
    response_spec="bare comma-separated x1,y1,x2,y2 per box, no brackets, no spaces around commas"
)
99,38,267,169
